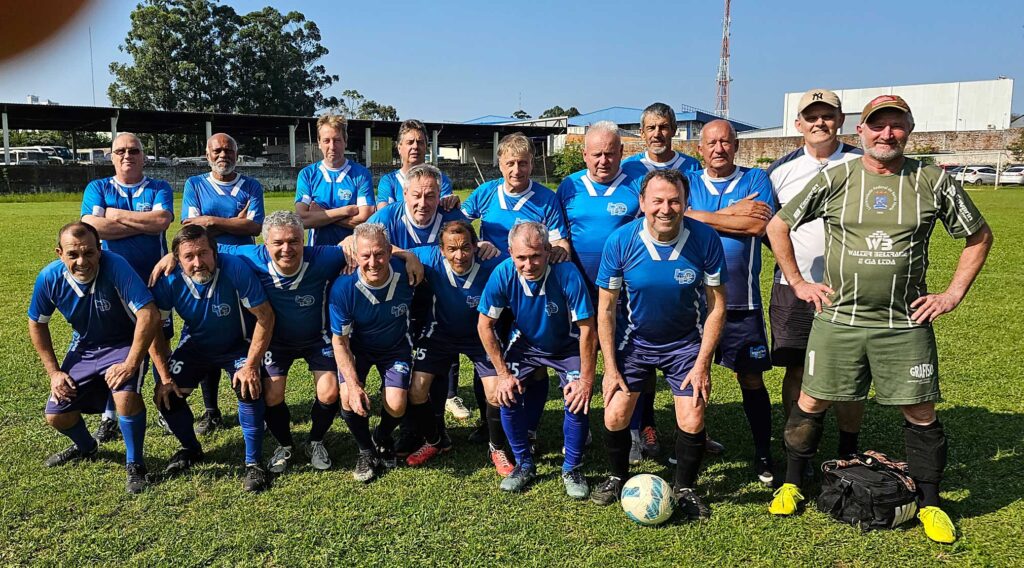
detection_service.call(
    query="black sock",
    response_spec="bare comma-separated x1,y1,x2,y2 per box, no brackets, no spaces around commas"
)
783,406,826,486
428,375,447,421
473,374,487,423
485,403,506,450
201,370,221,413
641,392,656,429
904,420,947,508
674,428,707,490
741,386,772,458
339,407,374,452
378,410,402,442
837,429,860,458
264,402,294,447
607,427,632,480
308,397,339,443
410,401,438,444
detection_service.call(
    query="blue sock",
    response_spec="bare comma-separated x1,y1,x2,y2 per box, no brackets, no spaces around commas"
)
238,398,265,466
562,405,589,472
161,401,200,451
118,408,147,465
500,395,533,469
629,392,645,430
103,394,116,420
525,375,549,432
59,416,98,452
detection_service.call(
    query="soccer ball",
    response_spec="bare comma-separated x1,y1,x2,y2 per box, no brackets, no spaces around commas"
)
620,474,676,526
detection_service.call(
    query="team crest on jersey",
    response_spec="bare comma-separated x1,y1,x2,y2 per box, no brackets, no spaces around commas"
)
674,269,696,285
606,202,628,216
391,303,409,317
337,189,353,201
94,298,112,311
212,303,232,317
865,186,896,212
466,295,481,309
321,346,333,358
749,345,768,359
392,361,411,374
545,301,559,316
294,295,315,307
135,202,153,212
233,357,248,370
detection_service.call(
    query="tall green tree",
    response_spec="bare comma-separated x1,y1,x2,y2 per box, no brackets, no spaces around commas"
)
335,90,399,121
539,106,581,119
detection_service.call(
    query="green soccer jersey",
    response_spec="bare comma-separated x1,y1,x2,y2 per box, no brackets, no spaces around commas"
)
778,157,985,328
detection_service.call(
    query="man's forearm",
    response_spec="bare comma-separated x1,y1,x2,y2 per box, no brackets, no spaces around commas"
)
112,210,173,234
208,217,261,236
478,317,511,376
336,206,372,228
578,323,598,382
245,305,275,368
685,210,766,237
766,217,805,285
946,224,994,302
331,335,360,384
148,331,172,381
596,290,620,371
27,321,61,375
125,306,160,368
697,289,727,368
82,215,137,239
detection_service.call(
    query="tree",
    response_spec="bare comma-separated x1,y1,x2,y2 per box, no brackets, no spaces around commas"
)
1008,129,1024,163
10,130,109,149
539,106,581,119
335,90,399,121
511,110,531,120
553,142,585,179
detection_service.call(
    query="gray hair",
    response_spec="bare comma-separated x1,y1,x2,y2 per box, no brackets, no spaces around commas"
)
700,119,738,144
508,221,549,248
398,119,427,141
353,223,391,249
641,102,678,132
587,121,620,138
406,163,443,187
261,210,305,241
207,133,238,152
112,132,142,152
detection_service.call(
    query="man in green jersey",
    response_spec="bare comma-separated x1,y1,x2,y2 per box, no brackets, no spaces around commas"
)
764,95,993,544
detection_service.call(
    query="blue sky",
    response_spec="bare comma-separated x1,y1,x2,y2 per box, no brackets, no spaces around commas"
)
1,0,1022,127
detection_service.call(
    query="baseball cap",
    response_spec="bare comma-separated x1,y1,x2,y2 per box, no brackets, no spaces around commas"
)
796,89,841,115
860,95,911,124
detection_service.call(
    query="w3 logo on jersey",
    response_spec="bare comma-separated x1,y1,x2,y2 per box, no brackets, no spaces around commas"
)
212,303,232,317
94,298,112,311
674,269,696,285
865,230,894,251
294,294,315,307
466,295,481,309
545,301,559,316
391,303,409,317
606,202,628,216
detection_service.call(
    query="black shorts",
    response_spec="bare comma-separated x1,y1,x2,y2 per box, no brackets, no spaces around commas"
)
769,281,816,368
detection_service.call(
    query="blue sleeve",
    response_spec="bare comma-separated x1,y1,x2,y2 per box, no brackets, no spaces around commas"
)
442,208,468,224
295,168,313,205
247,179,266,224
478,265,509,319
110,255,155,312
561,265,594,321
366,209,387,226
749,170,776,214
328,278,353,336
356,170,375,207
151,277,174,312
217,243,245,256
310,246,347,274
461,186,484,219
377,175,395,204
27,270,56,322
81,180,104,218
227,257,268,309
153,181,174,218
543,195,570,242
702,231,729,287
595,232,624,289
683,154,701,172
411,246,434,267
181,179,199,221
440,173,454,197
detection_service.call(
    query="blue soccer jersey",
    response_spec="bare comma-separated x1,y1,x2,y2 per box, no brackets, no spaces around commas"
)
366,203,468,250
151,254,268,356
28,252,155,351
621,150,701,179
596,218,728,348
328,259,415,354
557,169,642,286
376,169,454,206
219,243,346,350
685,167,774,310
81,177,174,277
478,259,594,355
295,160,375,246
412,246,501,346
182,173,265,246
461,180,568,258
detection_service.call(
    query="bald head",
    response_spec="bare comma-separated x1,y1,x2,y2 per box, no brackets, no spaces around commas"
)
206,133,238,177
698,119,739,176
699,120,737,145
112,132,142,153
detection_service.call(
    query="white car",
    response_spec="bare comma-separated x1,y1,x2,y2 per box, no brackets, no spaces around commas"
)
955,166,998,185
998,166,1024,185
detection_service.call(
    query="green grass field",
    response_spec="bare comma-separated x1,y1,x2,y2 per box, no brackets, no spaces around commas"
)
1,189,1021,566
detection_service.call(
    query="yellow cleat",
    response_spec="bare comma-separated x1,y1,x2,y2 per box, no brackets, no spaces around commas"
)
768,483,804,516
918,506,957,544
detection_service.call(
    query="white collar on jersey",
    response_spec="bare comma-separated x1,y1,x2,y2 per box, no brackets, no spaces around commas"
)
355,267,399,304
206,173,244,196
641,151,683,171
181,268,221,300
62,269,97,297
497,181,535,211
401,204,444,244
581,171,627,197
700,167,744,196
442,257,480,288
517,265,551,297
267,259,308,289
112,177,149,199
802,143,850,166
639,219,689,261
319,160,351,180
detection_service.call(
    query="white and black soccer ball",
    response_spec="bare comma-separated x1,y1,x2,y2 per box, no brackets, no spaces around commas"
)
620,474,675,526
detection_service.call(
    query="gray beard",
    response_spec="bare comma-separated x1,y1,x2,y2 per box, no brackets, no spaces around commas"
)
189,271,213,284
209,160,236,177
865,145,904,163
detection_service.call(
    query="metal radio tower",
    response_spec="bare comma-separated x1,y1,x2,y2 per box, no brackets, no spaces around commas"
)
715,0,732,118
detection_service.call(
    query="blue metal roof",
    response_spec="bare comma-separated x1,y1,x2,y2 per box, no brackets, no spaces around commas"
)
568,106,758,132
463,114,516,125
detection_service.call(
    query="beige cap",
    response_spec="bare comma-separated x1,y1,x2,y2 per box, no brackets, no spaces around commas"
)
859,95,912,124
796,88,841,115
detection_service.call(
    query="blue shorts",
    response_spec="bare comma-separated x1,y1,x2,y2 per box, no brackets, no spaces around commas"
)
340,346,412,390
618,336,701,397
166,342,269,391
264,337,336,377
504,341,581,388
413,335,494,379
715,309,772,374
45,343,147,415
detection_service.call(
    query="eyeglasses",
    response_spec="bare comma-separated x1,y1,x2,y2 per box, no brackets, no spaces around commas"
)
112,148,142,156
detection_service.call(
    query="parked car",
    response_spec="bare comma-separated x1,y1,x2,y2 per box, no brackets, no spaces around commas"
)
998,166,1024,185
8,150,50,165
955,166,998,185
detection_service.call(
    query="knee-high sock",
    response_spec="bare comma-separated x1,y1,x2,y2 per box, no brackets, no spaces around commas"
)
783,406,826,486
500,395,533,469
429,373,448,421
628,394,644,430
674,427,706,489
118,407,147,465
237,398,265,465
264,402,294,448
447,361,460,399
641,391,656,429
524,377,549,432
562,405,589,472
473,374,487,422
606,427,632,480
339,407,374,452
741,386,772,458
905,420,947,507
838,429,860,458
409,401,438,444
486,402,507,450
378,409,402,442
200,370,221,412
159,395,200,451
308,397,339,443
59,416,98,452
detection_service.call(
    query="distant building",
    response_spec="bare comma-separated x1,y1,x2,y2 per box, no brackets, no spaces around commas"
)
566,105,758,140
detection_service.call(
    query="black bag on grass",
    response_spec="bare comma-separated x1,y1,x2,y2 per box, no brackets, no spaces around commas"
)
816,450,919,531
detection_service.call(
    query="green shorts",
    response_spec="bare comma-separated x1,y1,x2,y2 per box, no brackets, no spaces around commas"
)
802,318,940,406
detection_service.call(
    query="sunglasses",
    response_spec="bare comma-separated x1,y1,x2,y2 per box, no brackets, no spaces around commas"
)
112,148,142,156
